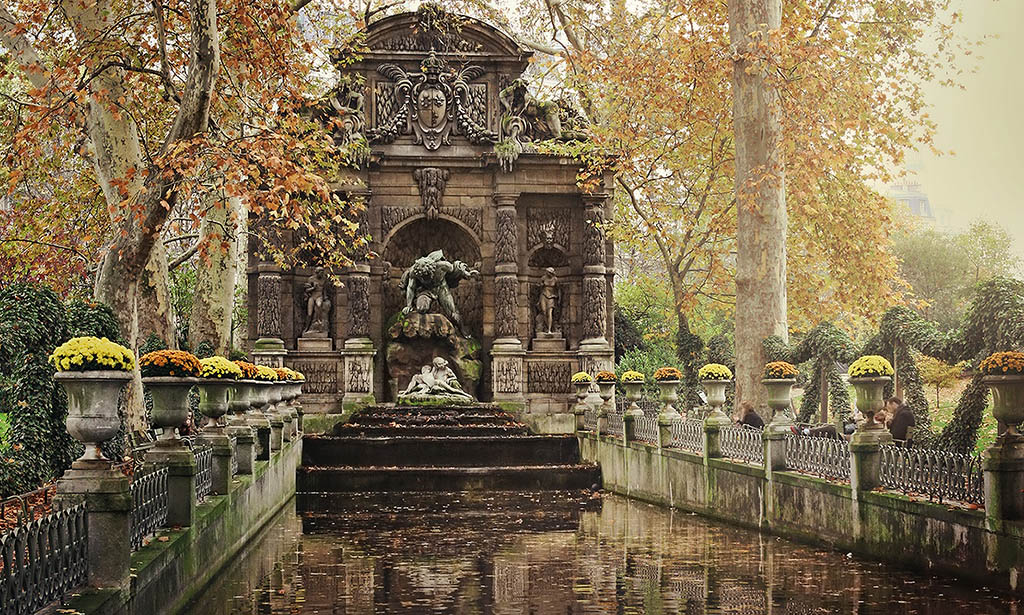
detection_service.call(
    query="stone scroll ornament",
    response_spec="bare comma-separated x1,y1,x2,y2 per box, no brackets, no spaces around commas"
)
370,52,497,150
414,168,450,220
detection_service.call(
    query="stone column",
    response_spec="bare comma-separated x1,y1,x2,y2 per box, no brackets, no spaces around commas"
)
145,444,198,527
704,413,732,459
254,263,286,368
198,431,236,495
579,194,611,353
764,430,787,471
983,439,1024,521
55,464,132,589
228,423,255,474
849,430,890,492
491,193,525,407
342,263,377,412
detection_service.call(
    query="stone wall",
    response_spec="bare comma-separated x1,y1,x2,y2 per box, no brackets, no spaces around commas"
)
60,439,301,615
581,434,1024,593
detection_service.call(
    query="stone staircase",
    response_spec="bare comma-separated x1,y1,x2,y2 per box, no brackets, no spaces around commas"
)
296,403,601,516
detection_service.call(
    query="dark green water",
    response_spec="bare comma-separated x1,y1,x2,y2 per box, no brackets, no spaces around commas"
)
188,494,1021,614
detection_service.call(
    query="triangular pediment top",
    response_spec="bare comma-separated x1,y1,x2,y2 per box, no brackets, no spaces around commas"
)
364,8,530,59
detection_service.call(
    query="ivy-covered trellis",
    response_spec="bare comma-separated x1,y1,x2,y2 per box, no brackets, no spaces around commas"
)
763,322,857,423
762,277,1024,454
0,284,123,497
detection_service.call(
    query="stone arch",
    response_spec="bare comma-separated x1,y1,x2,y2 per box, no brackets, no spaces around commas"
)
381,217,483,338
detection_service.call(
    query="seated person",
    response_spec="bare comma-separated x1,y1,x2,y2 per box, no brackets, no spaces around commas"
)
737,401,765,429
886,396,916,445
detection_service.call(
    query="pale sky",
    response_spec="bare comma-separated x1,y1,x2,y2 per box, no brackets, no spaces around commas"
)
912,0,1024,260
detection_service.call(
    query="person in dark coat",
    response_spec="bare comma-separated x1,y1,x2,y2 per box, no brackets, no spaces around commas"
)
886,396,916,445
737,401,765,429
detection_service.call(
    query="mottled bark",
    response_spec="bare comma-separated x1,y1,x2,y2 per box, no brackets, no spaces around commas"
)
188,197,241,354
730,0,788,409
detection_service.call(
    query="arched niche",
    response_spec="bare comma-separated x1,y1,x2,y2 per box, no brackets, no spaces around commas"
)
381,217,483,338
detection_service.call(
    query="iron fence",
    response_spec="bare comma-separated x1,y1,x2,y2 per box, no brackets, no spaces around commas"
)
583,407,599,432
633,416,659,444
130,468,168,551
0,503,87,615
606,410,624,438
616,399,661,418
667,418,704,454
0,486,54,530
785,434,851,481
194,444,213,502
719,425,764,465
880,444,984,506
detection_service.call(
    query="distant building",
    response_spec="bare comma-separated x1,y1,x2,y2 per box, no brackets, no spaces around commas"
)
889,178,936,223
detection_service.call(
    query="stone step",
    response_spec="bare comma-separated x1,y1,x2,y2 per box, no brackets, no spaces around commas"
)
297,464,601,492
359,403,511,416
345,413,517,426
303,434,582,467
296,489,600,517
329,424,530,438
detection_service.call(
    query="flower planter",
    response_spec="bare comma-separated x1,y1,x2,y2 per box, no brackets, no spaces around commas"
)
251,381,273,411
196,379,234,430
143,376,197,442
596,381,616,416
267,382,284,411
657,379,682,420
763,378,797,429
230,380,255,415
849,376,890,429
55,370,132,463
983,374,1024,437
623,381,645,416
701,379,731,423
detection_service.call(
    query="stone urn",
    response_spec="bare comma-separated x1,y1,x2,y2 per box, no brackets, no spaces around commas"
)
657,379,682,421
251,380,272,411
623,381,645,415
267,381,285,412
196,379,234,431
143,377,197,442
54,370,132,463
849,376,890,430
596,381,616,417
701,379,731,423
983,374,1024,438
572,381,592,430
229,380,255,420
763,378,797,430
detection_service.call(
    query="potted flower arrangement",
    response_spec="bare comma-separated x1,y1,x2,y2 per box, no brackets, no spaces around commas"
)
252,365,279,411
230,360,260,418
595,370,617,415
654,367,684,419
140,349,202,442
763,361,798,426
197,356,242,430
697,363,731,406
847,355,894,429
621,370,646,401
50,336,135,463
980,351,1024,439
570,372,593,424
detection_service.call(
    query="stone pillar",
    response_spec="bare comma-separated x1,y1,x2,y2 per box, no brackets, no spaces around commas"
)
491,194,525,407
983,439,1024,521
849,430,890,492
199,431,236,495
342,263,377,411
145,443,198,527
55,464,132,589
623,406,643,442
764,430,787,471
227,424,255,474
254,263,287,371
704,413,731,459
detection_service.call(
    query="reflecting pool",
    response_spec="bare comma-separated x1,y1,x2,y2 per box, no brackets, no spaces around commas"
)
190,493,1021,614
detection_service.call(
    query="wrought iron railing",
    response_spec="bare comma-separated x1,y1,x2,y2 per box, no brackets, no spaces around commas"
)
194,444,213,501
616,399,661,418
719,425,764,465
880,444,984,506
633,416,659,444
583,407,599,432
667,418,704,454
785,434,850,481
0,486,54,530
0,503,87,615
606,410,624,438
130,468,169,550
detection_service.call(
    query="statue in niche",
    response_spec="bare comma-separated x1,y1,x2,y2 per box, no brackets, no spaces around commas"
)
400,250,478,336
302,267,333,337
536,267,563,336
400,357,474,401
